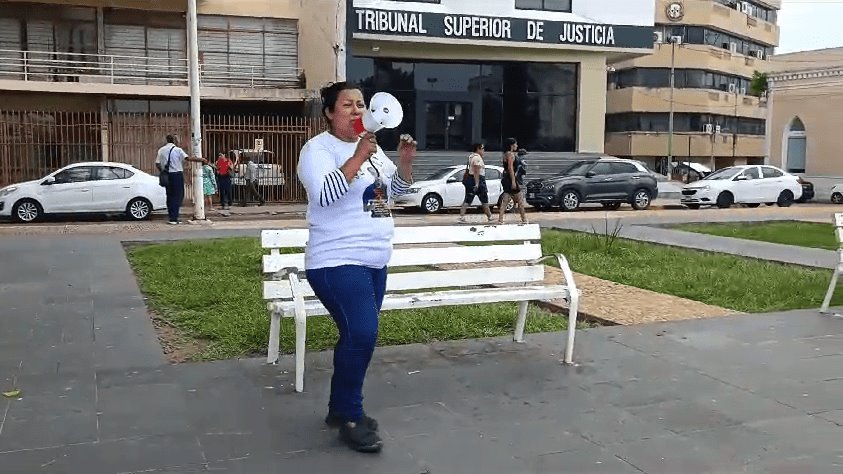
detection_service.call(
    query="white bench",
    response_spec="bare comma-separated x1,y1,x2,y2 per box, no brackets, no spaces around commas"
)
820,213,843,314
261,224,580,393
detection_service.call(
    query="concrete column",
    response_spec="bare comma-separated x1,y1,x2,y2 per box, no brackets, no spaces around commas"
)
100,98,109,162
577,55,607,153
96,7,105,56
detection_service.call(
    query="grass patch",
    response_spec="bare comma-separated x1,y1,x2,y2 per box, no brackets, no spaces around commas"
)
540,229,842,313
126,238,584,361
674,221,836,251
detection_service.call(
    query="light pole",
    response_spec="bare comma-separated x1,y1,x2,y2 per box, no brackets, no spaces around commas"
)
732,88,738,160
187,0,204,220
667,35,680,180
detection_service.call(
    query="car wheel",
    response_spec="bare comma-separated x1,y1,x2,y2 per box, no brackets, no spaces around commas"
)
126,198,152,221
777,190,794,207
13,199,42,223
602,202,622,211
685,204,701,210
744,203,761,208
631,189,652,211
832,192,843,204
559,189,580,212
421,193,443,214
716,192,734,209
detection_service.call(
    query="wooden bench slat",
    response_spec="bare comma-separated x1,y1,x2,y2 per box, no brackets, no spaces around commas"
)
263,265,547,300
262,243,543,273
268,285,571,316
261,224,541,248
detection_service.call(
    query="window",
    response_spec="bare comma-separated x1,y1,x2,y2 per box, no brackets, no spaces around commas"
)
610,162,639,174
739,167,760,180
655,25,773,58
515,0,572,12
606,113,765,136
590,163,613,175
713,0,777,24
95,166,133,180
53,167,93,184
485,168,501,180
761,167,783,178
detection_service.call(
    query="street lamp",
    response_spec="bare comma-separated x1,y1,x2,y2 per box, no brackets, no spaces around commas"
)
666,35,682,180
187,0,204,220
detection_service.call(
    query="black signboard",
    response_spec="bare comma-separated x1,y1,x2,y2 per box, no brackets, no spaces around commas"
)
352,8,654,49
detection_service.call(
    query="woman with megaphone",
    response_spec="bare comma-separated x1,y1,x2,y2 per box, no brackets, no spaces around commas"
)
297,82,416,453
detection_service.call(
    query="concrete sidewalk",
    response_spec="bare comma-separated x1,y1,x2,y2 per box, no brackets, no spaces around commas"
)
1,233,843,472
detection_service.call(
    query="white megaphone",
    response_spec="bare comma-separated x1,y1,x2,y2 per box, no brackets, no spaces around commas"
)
354,92,404,134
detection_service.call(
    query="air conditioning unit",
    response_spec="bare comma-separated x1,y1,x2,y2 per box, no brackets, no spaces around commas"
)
703,123,714,134
670,35,683,45
715,124,722,134
728,83,737,93
741,2,752,14
729,42,738,54
654,31,664,44
755,49,764,60
740,86,747,95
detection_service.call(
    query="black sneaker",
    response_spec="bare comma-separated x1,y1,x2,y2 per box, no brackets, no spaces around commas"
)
325,412,378,431
339,421,383,453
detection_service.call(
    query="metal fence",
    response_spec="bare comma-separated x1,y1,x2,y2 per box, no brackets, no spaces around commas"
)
0,110,324,203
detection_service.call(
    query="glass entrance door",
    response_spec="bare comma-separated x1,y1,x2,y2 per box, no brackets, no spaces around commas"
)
424,102,472,151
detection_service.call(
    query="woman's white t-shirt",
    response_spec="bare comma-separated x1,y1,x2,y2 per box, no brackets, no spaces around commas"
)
297,131,410,270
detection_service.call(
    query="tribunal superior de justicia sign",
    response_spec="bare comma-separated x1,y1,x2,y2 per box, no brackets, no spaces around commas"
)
352,8,654,49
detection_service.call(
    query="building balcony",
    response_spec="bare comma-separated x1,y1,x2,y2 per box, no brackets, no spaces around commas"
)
656,0,779,47
607,87,767,118
0,49,310,101
605,131,765,158
612,43,766,79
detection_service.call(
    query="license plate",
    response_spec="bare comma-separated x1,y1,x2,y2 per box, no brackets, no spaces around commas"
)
528,193,535,198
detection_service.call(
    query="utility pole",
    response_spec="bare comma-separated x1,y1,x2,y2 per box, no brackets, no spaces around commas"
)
187,0,204,220
732,88,738,161
667,36,679,180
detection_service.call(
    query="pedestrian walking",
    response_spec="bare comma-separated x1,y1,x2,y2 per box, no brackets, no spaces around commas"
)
498,138,529,225
297,81,416,453
155,134,204,224
458,143,493,223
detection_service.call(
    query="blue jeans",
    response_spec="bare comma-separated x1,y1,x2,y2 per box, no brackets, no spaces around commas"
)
217,175,232,207
166,171,184,222
306,265,387,422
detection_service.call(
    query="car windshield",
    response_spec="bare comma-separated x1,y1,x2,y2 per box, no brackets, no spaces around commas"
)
703,167,741,180
426,168,459,180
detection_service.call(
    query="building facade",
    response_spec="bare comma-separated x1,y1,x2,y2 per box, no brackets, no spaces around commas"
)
605,0,780,176
345,0,655,177
0,0,343,201
766,48,843,198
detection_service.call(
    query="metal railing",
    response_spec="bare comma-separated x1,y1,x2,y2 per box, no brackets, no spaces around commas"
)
0,49,302,88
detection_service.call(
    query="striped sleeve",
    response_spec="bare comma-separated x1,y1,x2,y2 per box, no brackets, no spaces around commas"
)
390,173,412,197
319,169,350,207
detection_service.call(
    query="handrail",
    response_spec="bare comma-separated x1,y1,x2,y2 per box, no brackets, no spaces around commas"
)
0,49,302,89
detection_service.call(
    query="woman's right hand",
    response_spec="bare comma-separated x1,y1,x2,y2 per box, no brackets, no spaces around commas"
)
353,132,378,160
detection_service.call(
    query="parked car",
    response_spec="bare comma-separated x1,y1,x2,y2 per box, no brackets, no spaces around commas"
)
0,162,166,223
393,165,514,214
831,184,843,204
524,158,659,211
680,165,802,209
796,177,815,203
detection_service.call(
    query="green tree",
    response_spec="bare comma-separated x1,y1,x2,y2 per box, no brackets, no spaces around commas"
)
750,71,768,97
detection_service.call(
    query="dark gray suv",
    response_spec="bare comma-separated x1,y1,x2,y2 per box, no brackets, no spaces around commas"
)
525,159,659,211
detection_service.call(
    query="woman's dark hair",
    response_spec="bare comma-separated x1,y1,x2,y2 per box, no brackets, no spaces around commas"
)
504,137,518,151
320,81,362,120
472,143,485,153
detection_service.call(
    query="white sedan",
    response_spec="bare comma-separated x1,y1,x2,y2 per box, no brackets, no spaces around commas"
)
680,165,802,209
0,162,166,223
394,165,515,214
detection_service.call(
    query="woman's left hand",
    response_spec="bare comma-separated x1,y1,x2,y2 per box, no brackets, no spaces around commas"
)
398,134,417,164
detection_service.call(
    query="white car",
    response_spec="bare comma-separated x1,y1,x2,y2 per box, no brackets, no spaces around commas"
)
394,165,515,214
680,165,802,209
0,162,166,223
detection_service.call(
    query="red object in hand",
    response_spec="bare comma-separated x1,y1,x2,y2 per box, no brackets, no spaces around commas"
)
353,117,366,135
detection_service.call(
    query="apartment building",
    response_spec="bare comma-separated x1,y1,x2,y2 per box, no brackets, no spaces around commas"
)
765,47,843,197
605,0,780,175
346,0,655,178
0,0,343,201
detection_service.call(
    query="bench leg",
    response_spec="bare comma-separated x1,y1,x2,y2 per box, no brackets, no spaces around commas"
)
514,301,529,343
294,315,306,393
565,289,580,364
821,266,840,314
267,311,281,364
